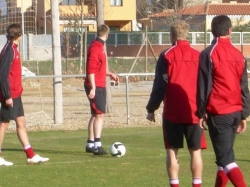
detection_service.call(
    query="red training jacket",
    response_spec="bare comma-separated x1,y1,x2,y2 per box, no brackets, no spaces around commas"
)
196,37,250,119
0,41,23,101
146,40,200,124
84,38,107,88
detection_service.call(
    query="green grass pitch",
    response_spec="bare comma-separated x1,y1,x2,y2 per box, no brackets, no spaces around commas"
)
0,126,249,187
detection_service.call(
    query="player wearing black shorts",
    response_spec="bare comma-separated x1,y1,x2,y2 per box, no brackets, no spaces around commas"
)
146,20,207,187
84,85,106,114
1,97,24,121
163,119,206,151
0,23,49,166
197,15,250,187
84,24,118,155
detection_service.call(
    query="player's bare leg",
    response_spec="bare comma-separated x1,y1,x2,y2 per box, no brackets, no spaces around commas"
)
86,115,95,152
93,113,105,139
16,116,30,146
189,149,202,187
0,122,13,166
93,113,107,155
16,116,49,164
0,122,10,148
88,115,95,140
166,148,179,187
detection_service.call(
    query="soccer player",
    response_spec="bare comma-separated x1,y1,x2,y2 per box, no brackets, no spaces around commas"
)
84,24,118,155
0,23,49,166
197,15,250,187
146,20,206,187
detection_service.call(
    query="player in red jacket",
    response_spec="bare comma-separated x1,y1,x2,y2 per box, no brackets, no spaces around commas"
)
146,20,206,187
84,24,118,155
0,23,49,166
197,15,250,187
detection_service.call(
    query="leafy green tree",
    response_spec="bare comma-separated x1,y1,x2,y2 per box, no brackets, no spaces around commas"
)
233,21,250,32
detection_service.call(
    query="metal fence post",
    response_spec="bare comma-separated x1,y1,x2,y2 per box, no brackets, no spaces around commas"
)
125,76,130,125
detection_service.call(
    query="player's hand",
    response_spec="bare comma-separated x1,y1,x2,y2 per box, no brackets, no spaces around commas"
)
146,113,155,122
110,73,119,82
6,98,13,107
236,120,247,134
199,116,207,130
88,88,95,99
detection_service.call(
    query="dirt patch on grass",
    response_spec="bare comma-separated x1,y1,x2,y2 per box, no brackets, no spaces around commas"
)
7,78,162,132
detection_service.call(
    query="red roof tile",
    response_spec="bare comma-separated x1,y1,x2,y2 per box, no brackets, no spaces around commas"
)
208,3,250,15
148,3,250,17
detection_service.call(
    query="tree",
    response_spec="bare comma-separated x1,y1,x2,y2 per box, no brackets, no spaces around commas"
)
61,31,71,72
96,0,104,25
233,17,250,32
136,0,187,19
60,0,88,73
79,0,84,73
136,0,207,31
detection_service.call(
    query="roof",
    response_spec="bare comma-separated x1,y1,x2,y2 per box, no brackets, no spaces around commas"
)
148,3,250,17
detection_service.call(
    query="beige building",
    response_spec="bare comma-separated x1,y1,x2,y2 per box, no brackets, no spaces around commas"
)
37,0,136,34
0,0,137,34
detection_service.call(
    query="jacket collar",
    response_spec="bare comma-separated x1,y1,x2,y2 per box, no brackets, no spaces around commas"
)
8,40,18,48
95,37,105,45
212,37,231,44
174,40,190,46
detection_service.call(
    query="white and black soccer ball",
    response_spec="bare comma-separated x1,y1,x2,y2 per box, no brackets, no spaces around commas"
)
109,142,126,157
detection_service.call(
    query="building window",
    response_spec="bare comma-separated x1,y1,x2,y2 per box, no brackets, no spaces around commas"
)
109,26,120,31
110,0,122,6
62,0,76,5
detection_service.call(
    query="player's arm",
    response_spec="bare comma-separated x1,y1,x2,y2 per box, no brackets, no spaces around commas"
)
0,48,14,105
237,58,250,133
146,50,168,122
86,48,99,99
240,58,250,120
106,71,119,82
196,50,213,128
87,74,96,99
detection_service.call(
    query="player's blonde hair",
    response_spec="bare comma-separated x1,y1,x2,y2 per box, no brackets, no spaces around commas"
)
97,24,110,38
170,20,189,40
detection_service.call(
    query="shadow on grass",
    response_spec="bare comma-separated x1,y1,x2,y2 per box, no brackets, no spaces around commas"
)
2,148,87,155
3,148,113,159
235,158,250,163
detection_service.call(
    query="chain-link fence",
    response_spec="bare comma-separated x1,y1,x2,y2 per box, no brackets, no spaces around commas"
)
1,31,250,62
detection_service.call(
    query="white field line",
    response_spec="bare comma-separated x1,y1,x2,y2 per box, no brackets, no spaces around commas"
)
7,151,215,167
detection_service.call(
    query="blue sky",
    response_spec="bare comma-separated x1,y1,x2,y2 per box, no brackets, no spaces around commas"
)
0,1,7,15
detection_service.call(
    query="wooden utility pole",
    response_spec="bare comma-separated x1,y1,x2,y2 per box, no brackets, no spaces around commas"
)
96,0,112,113
51,0,63,124
80,0,84,73
96,0,104,25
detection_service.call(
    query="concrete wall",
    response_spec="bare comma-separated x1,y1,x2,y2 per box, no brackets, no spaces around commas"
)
106,44,250,58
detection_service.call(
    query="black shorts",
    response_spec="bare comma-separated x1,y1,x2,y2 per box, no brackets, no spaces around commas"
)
207,111,241,167
0,97,24,122
162,118,207,149
84,84,106,114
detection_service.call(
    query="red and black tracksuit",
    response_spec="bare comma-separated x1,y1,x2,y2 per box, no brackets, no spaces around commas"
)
0,41,23,101
84,38,107,88
197,37,250,187
146,40,200,124
146,40,206,149
196,37,250,120
84,38,107,114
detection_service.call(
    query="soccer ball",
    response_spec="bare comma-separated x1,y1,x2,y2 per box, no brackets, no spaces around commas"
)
109,142,126,157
